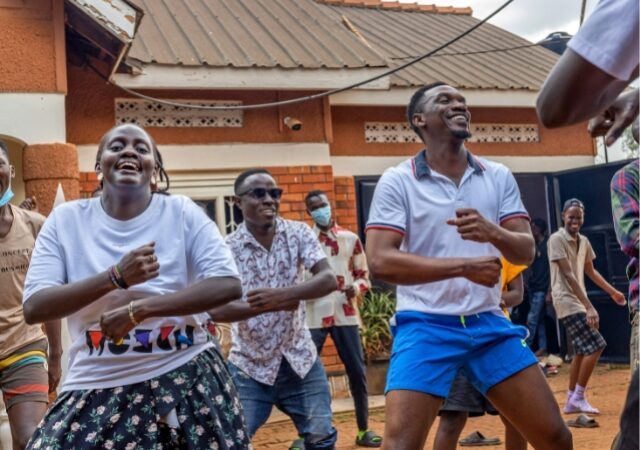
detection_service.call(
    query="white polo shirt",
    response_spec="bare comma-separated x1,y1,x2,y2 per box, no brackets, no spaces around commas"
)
366,150,529,316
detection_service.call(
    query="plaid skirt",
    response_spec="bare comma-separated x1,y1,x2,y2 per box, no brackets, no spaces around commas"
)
27,348,252,450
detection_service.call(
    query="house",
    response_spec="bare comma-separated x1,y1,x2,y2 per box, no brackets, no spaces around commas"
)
0,0,596,406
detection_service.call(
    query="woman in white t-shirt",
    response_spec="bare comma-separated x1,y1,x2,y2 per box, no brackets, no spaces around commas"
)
22,124,252,449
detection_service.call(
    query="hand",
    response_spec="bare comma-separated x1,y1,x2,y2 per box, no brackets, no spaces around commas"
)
611,290,627,306
247,288,297,313
344,285,357,299
462,257,502,287
117,242,160,287
100,304,136,343
47,353,62,393
588,89,639,146
586,305,600,330
18,196,38,211
447,209,497,243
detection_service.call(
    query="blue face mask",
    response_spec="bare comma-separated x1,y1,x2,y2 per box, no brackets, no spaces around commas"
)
311,205,332,227
0,187,13,208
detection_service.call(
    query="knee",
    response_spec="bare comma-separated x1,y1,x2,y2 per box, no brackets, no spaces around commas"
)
438,412,467,435
545,423,573,450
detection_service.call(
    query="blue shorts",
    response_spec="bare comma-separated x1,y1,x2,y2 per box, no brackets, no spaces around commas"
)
386,311,537,397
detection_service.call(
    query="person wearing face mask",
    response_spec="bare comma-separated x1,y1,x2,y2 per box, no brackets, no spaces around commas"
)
0,139,62,450
303,190,380,448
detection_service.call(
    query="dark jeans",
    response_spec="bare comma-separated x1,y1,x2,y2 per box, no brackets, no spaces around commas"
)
526,291,548,351
613,368,639,450
229,358,337,450
311,325,369,431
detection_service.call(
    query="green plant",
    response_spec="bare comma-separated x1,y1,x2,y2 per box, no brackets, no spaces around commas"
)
359,289,396,361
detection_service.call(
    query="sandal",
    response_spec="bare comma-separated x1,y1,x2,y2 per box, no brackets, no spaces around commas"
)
289,438,305,450
566,414,599,428
356,430,383,447
459,431,501,447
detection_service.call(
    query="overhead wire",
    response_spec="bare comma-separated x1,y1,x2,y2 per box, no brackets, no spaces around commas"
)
88,0,521,111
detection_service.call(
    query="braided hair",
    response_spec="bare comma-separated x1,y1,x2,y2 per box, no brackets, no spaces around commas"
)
95,125,170,195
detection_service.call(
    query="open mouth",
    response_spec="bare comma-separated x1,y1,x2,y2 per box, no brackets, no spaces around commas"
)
448,113,469,124
260,208,277,216
115,160,141,173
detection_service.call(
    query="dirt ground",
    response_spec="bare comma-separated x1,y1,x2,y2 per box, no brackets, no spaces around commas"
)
252,364,632,450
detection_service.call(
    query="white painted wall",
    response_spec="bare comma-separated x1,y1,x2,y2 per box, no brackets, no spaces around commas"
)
0,94,66,144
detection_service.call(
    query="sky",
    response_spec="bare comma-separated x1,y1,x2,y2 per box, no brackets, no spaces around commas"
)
399,0,598,42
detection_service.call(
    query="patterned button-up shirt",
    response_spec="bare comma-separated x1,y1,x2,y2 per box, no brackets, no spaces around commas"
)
306,225,370,329
611,159,639,313
226,218,327,385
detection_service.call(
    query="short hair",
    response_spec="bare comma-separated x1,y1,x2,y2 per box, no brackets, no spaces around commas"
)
407,81,447,135
0,139,8,160
531,218,547,234
234,168,272,195
562,198,585,212
305,189,327,204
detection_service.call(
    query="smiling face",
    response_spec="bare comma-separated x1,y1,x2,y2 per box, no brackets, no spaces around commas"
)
0,149,14,201
412,85,471,140
236,173,280,229
563,206,584,236
96,124,157,191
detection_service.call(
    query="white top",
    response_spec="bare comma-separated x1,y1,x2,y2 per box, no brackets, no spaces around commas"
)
366,151,529,316
24,195,239,391
568,0,639,81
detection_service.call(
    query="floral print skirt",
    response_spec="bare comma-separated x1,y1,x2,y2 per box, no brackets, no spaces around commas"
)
27,348,252,450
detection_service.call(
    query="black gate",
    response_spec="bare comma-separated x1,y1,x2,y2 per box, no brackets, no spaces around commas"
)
355,159,634,363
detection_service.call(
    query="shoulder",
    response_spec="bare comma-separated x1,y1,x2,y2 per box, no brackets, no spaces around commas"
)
612,160,639,186
11,204,45,227
477,157,513,180
382,158,413,182
282,218,313,235
335,226,359,240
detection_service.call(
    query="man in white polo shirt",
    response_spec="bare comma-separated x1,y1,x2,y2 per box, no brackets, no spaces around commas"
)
366,82,572,450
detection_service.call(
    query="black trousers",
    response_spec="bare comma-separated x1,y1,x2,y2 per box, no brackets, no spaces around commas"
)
613,368,639,450
311,325,369,431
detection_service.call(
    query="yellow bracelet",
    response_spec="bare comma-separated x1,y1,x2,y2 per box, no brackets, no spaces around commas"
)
128,301,139,326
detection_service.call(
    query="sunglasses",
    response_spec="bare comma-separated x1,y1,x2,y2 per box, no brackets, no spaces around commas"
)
238,188,283,200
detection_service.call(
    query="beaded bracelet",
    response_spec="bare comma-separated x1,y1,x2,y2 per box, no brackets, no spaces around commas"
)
108,264,129,289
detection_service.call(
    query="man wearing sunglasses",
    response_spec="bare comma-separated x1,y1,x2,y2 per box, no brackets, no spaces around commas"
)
209,169,339,450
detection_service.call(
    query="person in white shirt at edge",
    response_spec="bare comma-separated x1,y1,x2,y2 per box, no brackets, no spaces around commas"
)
365,82,572,450
21,124,252,450
209,169,339,450
304,189,381,448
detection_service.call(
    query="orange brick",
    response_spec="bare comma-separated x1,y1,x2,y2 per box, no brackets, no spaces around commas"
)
268,167,289,175
282,193,304,202
278,174,302,184
279,203,291,213
290,202,307,211
302,174,326,183
311,182,333,191
288,183,312,193
287,166,311,174
335,185,350,193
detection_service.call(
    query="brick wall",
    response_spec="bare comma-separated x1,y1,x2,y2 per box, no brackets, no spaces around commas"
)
334,176,358,234
79,172,99,197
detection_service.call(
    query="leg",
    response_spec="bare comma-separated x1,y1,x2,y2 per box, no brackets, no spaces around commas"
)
7,402,48,450
500,415,527,450
227,363,273,437
526,292,545,348
486,365,572,450
310,328,330,355
433,411,468,450
613,368,639,450
382,390,443,450
568,355,583,391
276,359,337,450
576,349,603,388
330,326,370,432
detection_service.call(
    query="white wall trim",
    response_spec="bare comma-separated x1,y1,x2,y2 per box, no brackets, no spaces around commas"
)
0,94,66,144
113,66,390,90
331,155,596,176
77,142,332,172
330,88,538,107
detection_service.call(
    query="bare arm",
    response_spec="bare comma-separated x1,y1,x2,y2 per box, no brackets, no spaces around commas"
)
537,48,636,128
43,319,62,392
209,259,338,323
447,211,535,265
365,229,501,287
584,259,626,305
100,276,242,341
501,274,524,309
24,243,158,324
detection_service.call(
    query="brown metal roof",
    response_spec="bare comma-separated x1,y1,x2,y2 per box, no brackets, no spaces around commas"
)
319,2,559,89
126,0,388,69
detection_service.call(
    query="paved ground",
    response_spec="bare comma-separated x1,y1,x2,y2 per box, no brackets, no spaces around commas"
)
252,364,632,449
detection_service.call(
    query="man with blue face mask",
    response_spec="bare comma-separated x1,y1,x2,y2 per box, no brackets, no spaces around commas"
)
304,190,381,448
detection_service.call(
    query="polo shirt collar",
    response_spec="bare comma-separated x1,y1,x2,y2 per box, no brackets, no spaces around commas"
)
559,227,580,242
412,149,486,179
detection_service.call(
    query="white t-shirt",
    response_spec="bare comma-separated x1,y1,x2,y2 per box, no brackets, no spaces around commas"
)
568,0,639,81
23,195,239,392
